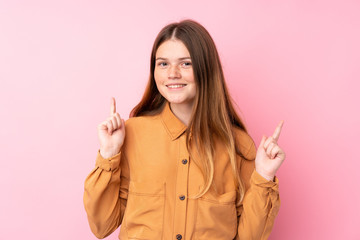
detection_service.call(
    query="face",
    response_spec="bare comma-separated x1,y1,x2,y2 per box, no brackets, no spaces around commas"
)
154,39,196,109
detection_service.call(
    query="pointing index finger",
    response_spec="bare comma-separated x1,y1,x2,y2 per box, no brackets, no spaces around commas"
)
272,120,284,141
110,97,116,115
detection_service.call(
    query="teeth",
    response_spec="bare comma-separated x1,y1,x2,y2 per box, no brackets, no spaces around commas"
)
167,84,186,88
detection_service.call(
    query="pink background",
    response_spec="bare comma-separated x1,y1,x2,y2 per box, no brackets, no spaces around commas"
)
1,0,359,239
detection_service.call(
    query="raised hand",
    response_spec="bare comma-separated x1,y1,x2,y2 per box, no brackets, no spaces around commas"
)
97,97,126,159
255,120,286,181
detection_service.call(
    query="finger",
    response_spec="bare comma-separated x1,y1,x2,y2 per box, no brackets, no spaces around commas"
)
110,97,116,116
98,121,109,130
106,120,113,135
277,148,286,160
272,120,284,141
270,145,281,159
115,113,122,128
110,116,118,130
121,118,125,131
266,142,275,156
264,136,275,149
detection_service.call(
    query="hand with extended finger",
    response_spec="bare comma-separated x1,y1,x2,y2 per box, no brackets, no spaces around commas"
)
97,97,126,159
255,120,286,181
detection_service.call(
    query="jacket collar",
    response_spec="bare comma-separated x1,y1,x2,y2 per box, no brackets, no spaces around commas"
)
160,101,188,140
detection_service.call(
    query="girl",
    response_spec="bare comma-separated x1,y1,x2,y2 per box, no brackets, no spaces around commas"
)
84,19,285,240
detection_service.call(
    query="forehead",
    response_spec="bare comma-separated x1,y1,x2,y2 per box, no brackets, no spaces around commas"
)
156,39,190,58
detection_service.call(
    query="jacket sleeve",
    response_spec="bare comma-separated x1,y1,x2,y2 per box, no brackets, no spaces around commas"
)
236,141,281,240
83,150,130,239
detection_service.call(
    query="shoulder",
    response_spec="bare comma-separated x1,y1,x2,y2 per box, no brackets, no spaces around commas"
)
232,126,256,161
124,114,162,133
121,114,162,151
124,114,160,127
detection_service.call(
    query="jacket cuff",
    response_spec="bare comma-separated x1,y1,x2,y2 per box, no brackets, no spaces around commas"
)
95,150,121,171
251,170,279,193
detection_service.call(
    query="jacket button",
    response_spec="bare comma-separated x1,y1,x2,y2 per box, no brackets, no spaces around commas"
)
176,234,182,239
179,195,185,200
182,159,188,164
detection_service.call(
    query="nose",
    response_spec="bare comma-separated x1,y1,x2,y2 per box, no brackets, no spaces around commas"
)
168,65,181,79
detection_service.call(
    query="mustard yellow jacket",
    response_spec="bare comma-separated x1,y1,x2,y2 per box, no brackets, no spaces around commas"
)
83,101,280,240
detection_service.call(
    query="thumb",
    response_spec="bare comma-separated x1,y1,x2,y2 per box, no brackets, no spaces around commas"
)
258,135,267,149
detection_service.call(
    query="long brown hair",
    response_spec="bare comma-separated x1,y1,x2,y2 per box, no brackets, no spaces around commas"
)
131,19,251,202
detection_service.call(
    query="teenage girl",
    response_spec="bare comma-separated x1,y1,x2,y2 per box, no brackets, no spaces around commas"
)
84,19,285,240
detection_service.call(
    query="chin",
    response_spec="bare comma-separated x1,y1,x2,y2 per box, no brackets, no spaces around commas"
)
167,99,185,104
168,98,194,106
160,92,195,106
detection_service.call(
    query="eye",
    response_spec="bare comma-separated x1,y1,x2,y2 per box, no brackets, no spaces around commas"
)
181,61,192,68
157,62,168,68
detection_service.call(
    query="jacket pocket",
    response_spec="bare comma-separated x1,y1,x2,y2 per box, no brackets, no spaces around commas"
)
195,190,237,240
124,180,166,239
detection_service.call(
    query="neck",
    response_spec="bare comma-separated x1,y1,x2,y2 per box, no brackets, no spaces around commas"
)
169,102,194,126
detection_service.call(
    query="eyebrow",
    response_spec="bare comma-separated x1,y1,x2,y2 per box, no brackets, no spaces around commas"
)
155,57,191,61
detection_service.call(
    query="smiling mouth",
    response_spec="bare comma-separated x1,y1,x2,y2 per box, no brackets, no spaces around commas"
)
166,84,187,89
